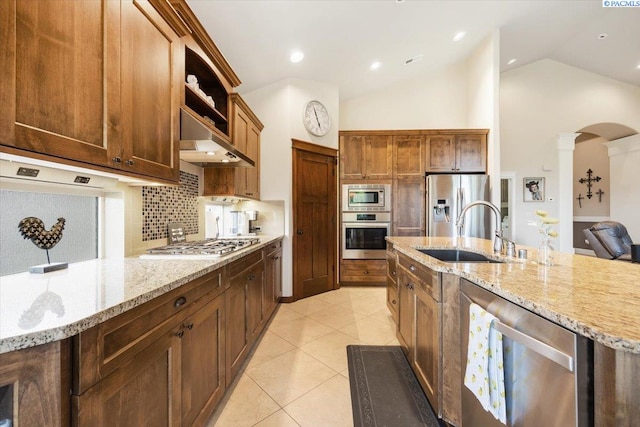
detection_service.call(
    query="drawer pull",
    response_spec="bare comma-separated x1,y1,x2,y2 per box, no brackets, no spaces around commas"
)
175,330,185,338
185,323,194,330
410,265,416,272
406,283,414,290
274,256,280,260
174,296,187,308
392,299,397,305
392,271,396,276
364,270,369,274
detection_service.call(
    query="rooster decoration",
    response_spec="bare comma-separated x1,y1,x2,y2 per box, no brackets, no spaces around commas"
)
18,217,66,264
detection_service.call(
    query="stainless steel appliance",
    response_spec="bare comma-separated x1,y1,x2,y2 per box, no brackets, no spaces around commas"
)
342,212,390,259
342,183,391,211
426,174,491,238
140,237,260,259
460,279,593,427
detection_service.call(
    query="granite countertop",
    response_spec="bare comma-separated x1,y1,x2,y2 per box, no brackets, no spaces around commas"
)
0,235,284,354
387,236,640,354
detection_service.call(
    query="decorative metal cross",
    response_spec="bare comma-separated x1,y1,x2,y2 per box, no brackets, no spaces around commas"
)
576,193,584,208
578,169,601,199
596,189,605,203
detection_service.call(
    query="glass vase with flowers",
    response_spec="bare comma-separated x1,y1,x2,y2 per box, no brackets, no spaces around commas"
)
534,210,558,266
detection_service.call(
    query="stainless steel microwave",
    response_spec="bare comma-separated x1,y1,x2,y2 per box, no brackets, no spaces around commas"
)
342,184,391,211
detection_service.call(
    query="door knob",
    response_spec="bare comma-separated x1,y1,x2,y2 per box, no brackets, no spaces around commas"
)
297,229,304,235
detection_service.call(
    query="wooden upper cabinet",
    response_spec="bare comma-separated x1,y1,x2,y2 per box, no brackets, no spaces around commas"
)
120,0,181,182
203,94,262,200
425,133,487,173
340,134,392,179
0,0,181,183
455,134,487,172
394,135,425,177
0,0,116,167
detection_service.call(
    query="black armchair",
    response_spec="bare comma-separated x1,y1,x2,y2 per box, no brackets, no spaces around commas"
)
583,221,634,261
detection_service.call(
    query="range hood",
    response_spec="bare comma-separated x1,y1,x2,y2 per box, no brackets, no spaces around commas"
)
180,108,255,168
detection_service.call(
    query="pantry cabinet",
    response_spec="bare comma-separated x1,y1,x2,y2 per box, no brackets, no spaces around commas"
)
0,0,181,184
392,177,425,236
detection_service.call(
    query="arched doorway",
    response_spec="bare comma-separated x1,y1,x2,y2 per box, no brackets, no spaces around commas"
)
557,122,638,254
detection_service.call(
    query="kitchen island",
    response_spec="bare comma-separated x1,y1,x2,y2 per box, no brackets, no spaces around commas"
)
386,236,640,427
0,235,283,426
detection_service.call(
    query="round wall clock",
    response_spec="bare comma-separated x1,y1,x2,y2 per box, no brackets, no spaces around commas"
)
303,100,331,136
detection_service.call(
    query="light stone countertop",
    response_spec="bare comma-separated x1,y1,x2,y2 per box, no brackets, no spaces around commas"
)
0,235,283,354
387,236,640,354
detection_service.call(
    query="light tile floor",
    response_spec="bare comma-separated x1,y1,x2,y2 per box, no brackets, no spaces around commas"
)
206,286,399,427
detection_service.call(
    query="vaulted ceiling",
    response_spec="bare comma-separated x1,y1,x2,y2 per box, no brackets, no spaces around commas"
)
188,1,640,100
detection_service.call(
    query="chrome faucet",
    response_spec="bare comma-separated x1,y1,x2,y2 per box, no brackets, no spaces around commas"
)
455,200,514,254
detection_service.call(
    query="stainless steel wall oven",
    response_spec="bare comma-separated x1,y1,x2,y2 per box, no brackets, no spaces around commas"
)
341,212,390,259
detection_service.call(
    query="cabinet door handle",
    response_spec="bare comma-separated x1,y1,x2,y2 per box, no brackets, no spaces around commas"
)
392,271,396,276
174,296,187,308
297,229,304,235
392,299,397,305
274,256,280,260
125,159,134,166
185,322,194,330
112,157,122,164
175,330,184,338
406,283,414,290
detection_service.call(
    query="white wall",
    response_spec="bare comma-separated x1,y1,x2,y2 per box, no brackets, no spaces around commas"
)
465,31,500,205
500,59,640,249
573,138,609,217
242,78,339,297
339,61,468,129
606,134,640,240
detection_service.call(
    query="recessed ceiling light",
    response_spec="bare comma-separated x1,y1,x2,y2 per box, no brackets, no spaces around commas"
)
453,31,467,42
395,0,405,3
636,63,640,70
369,61,382,71
221,159,230,163
206,151,216,156
404,54,424,65
290,50,304,63
598,33,608,40
507,58,518,66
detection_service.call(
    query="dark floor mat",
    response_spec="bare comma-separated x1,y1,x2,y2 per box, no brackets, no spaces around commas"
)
347,345,445,427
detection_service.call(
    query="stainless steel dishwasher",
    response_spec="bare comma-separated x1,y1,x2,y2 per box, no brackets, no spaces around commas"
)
460,279,593,427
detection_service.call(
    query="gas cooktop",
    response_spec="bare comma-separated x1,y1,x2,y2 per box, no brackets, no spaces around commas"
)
142,237,261,258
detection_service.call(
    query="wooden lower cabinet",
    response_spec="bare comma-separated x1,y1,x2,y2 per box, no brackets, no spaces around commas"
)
414,286,441,415
340,259,386,284
265,242,283,318
180,295,226,426
0,341,71,427
225,268,249,386
396,267,414,353
74,328,182,426
394,252,442,417
386,245,398,323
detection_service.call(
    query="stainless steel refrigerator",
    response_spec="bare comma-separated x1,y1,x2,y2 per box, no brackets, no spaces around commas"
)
426,174,492,238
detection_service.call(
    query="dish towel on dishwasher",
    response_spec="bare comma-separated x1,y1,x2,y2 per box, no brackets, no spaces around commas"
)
464,303,507,424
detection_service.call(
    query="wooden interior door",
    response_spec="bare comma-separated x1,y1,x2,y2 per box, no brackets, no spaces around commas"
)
292,140,338,299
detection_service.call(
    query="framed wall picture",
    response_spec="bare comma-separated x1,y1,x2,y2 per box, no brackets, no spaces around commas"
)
523,177,545,202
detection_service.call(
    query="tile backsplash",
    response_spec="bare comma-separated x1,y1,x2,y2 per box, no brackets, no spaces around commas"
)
142,171,199,241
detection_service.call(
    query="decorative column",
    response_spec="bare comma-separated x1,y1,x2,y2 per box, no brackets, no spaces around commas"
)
557,133,579,253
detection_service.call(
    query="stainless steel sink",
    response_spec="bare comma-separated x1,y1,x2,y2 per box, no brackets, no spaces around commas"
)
418,249,503,263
